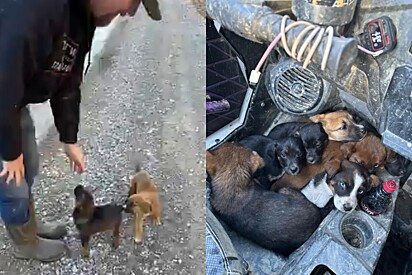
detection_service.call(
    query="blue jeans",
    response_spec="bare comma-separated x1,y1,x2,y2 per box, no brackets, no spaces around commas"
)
0,107,39,225
206,177,249,275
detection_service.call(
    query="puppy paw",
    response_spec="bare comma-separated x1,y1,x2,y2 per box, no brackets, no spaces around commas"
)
154,217,161,225
278,187,294,195
134,237,143,244
278,187,304,199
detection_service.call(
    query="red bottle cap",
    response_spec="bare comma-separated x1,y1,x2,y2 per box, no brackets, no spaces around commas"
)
383,180,397,193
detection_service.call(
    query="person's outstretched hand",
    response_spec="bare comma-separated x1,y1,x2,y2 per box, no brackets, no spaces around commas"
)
63,143,85,174
0,154,25,186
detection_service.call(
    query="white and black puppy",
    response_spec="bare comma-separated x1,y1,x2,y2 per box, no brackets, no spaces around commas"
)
301,160,380,213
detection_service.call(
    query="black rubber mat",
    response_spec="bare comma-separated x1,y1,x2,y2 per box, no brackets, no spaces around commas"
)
206,19,248,137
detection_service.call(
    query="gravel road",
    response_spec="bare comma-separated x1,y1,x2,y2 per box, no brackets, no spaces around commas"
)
0,0,205,274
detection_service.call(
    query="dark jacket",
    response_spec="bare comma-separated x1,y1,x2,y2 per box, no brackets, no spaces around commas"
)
0,0,96,161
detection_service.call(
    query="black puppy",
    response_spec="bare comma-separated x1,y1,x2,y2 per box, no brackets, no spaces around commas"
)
72,185,124,257
385,150,409,177
239,135,305,189
268,122,328,164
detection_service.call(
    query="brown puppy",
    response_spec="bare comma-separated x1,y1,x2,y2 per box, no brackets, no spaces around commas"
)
272,134,386,191
206,143,266,203
341,133,389,172
126,165,161,243
309,110,366,142
72,185,123,257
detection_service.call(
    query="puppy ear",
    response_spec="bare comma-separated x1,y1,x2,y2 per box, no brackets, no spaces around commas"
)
309,114,325,123
250,151,265,172
340,159,355,171
313,171,328,186
128,178,137,197
142,200,153,213
341,142,356,159
329,179,337,192
131,195,153,214
133,196,153,214
83,187,95,202
385,147,393,161
74,185,84,196
206,151,217,177
369,174,382,188
324,159,341,179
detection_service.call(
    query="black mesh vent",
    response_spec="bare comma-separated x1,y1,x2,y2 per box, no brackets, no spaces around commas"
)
206,20,248,137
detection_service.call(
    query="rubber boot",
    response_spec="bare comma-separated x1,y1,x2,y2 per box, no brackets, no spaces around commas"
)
29,200,67,239
6,208,67,262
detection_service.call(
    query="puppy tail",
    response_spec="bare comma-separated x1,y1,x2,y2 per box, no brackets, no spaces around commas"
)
134,162,142,173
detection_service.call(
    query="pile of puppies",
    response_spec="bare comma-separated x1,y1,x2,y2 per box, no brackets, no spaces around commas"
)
72,165,161,257
206,110,407,255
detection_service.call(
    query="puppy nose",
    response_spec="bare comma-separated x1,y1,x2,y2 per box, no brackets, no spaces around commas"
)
343,204,353,212
290,166,298,173
307,156,314,163
360,127,366,135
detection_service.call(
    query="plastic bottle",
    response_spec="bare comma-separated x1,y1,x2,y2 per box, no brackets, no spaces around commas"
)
360,180,397,216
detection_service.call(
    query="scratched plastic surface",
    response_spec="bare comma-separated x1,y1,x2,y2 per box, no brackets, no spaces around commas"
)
379,66,412,161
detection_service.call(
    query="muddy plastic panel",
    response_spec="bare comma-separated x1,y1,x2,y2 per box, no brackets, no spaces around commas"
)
378,65,412,161
335,0,412,138
223,225,287,274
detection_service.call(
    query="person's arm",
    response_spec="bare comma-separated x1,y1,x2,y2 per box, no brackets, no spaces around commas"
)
50,73,82,145
0,26,25,161
50,71,87,174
